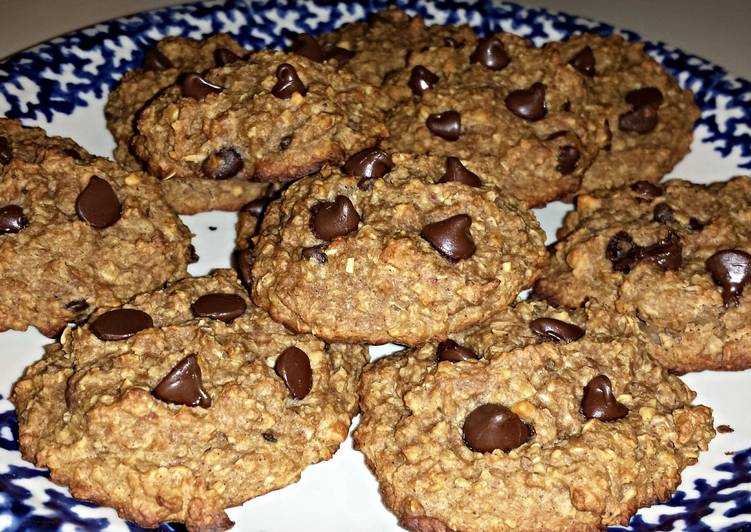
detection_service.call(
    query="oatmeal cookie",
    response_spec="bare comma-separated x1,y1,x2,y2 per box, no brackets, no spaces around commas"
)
355,301,714,531
536,177,751,373
11,270,368,530
250,160,546,345
0,118,90,165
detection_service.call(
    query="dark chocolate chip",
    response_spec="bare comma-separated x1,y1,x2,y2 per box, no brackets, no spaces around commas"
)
243,198,269,217
426,110,461,141
62,148,83,161
529,317,584,343
0,205,28,234
0,137,12,164
606,231,640,273
688,217,705,231
625,87,664,109
191,293,247,323
215,47,242,66
322,44,355,65
436,339,478,362
143,47,173,71
309,195,360,240
653,203,674,224
619,105,658,134
505,82,547,121
706,249,751,307
302,244,328,264
235,247,254,290
469,37,509,71
272,63,307,99
290,33,325,62
343,148,393,183
463,404,532,453
581,375,628,421
569,45,595,77
275,346,313,399
179,72,223,100
202,147,243,180
90,308,153,341
631,181,662,198
152,355,212,408
556,145,580,175
641,231,682,271
408,65,439,95
421,214,475,261
279,135,293,151
65,299,89,312
75,176,121,229
188,244,200,263
262,431,277,442
438,157,481,187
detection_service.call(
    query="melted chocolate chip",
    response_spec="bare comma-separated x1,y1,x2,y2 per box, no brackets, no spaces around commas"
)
469,37,509,71
569,45,595,77
143,47,173,71
191,293,247,322
342,148,393,184
152,355,212,408
309,195,360,240
581,375,628,421
262,431,277,442
302,244,328,263
408,65,439,95
556,145,580,175
272,63,307,99
90,308,153,341
322,44,355,65
215,47,242,66
0,137,11,164
706,249,751,307
605,231,640,273
505,82,547,121
421,214,475,261
0,205,28,234
653,203,674,224
243,198,269,218
179,73,223,100
529,317,584,343
75,176,121,229
625,87,664,109
235,247,254,290
202,147,243,180
436,339,478,362
631,180,662,198
279,135,293,151
426,110,461,141
463,404,532,453
619,105,658,134
291,33,325,62
606,230,682,273
275,346,313,399
438,157,481,187
65,299,89,312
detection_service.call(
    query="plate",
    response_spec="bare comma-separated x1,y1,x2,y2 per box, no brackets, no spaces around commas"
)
1,1,750,530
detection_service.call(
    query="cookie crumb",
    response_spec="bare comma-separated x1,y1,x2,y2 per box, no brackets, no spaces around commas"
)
717,424,734,433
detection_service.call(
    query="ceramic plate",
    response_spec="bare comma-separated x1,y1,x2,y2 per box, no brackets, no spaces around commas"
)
0,1,750,530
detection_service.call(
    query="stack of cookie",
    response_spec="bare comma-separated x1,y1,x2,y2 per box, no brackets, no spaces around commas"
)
5,7,745,531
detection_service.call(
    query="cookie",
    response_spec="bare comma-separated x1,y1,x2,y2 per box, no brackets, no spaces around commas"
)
354,300,714,531
250,157,546,345
11,269,368,529
0,118,90,165
0,126,192,336
382,32,607,207
536,176,751,373
545,34,698,193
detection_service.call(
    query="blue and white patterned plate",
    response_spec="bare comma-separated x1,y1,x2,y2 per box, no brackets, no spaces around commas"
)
0,1,750,530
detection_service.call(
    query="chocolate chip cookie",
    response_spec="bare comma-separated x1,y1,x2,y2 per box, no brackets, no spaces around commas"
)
11,269,368,530
0,126,192,336
546,34,699,193
355,300,714,531
250,159,546,345
0,118,90,165
536,176,751,373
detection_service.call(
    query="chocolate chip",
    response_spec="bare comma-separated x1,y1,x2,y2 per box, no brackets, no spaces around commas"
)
309,195,360,240
202,147,243,180
436,339,477,362
0,136,12,164
625,87,664,109
438,157,481,187
631,181,662,198
569,45,595,77
75,176,121,229
90,308,153,341
322,44,355,65
262,431,277,442
426,110,461,141
581,375,628,421
0,205,28,234
191,293,247,323
556,145,580,175
279,135,293,151
275,346,313,399
179,73,223,100
619,105,658,134
302,244,327,264
152,355,212,408
463,404,532,453
505,82,547,122
469,37,509,71
62,148,83,161
188,244,200,263
342,148,393,186
706,249,751,307
606,231,640,273
272,63,307,99
529,318,584,343
653,203,674,224
243,198,269,218
143,47,173,71
421,214,475,261
65,299,89,312
688,217,705,231
215,47,242,66
641,231,682,271
291,33,325,62
235,247,254,291
408,65,439,95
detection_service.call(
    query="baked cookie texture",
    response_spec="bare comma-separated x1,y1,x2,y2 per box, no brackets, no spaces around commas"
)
355,300,714,531
0,124,191,336
0,119,91,164
11,270,368,530
251,157,546,345
546,34,699,193
536,177,751,373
